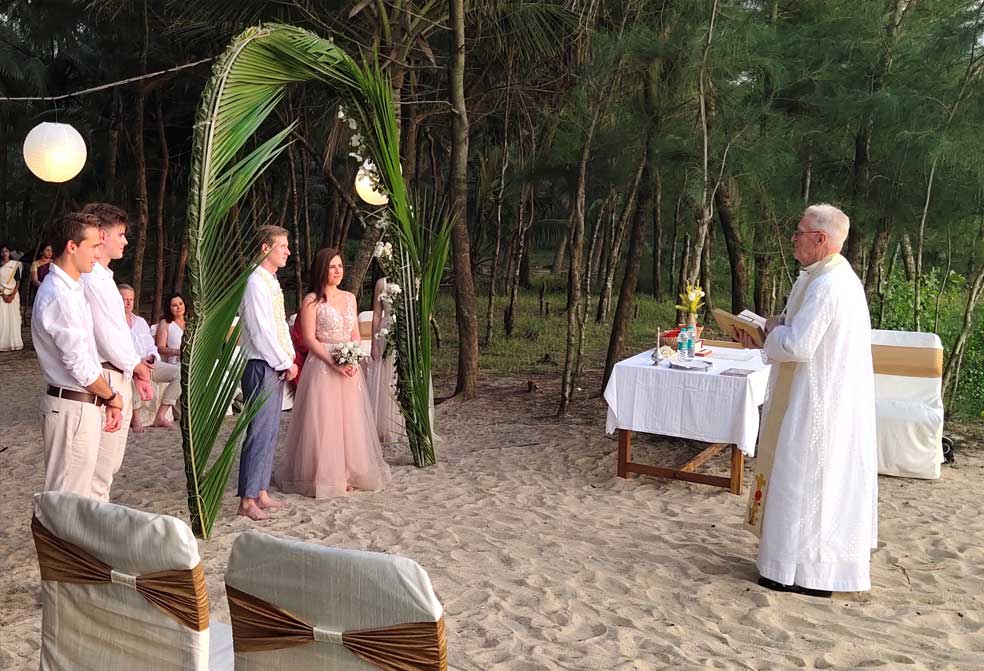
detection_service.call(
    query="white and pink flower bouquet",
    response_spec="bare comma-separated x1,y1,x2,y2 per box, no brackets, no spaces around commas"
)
332,341,367,367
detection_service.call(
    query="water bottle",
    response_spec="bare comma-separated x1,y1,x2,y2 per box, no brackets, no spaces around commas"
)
676,326,687,360
686,325,696,360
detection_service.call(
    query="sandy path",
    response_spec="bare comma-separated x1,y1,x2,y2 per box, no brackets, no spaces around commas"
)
2,348,983,669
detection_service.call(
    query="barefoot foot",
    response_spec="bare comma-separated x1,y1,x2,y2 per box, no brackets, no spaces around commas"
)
130,416,146,434
257,491,289,510
153,406,174,428
237,500,269,521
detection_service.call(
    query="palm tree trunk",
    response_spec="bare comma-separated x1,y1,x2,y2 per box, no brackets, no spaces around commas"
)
597,158,645,323
715,179,746,313
551,230,568,274
152,92,169,324
450,0,479,399
132,84,150,314
652,169,662,299
504,183,532,337
601,140,656,392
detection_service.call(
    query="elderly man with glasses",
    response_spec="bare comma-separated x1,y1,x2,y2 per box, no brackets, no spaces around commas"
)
735,203,878,598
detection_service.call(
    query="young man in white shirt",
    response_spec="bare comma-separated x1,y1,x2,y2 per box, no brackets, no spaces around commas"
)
78,203,155,501
32,212,125,496
238,225,298,520
118,283,181,433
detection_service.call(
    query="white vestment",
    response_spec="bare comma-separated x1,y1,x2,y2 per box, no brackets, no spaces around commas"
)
754,254,878,592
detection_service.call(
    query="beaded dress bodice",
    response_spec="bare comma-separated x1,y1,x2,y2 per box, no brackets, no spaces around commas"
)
315,294,356,344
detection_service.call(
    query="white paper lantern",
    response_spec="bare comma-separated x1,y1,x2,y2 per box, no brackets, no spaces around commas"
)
355,166,388,206
23,122,87,183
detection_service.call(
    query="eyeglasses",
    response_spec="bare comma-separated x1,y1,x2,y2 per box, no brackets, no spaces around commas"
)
792,229,822,240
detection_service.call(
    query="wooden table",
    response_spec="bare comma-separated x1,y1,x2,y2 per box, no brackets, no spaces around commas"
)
616,430,744,494
604,341,769,495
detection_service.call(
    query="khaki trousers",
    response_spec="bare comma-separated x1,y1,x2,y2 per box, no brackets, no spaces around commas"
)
41,393,104,496
90,368,133,501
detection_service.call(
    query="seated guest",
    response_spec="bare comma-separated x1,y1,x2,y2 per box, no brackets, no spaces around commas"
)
119,284,181,432
156,292,187,365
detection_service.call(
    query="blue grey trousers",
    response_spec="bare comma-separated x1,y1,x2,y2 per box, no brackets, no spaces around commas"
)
238,359,285,499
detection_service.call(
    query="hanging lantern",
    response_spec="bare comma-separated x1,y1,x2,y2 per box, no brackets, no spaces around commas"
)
355,165,388,206
23,122,87,183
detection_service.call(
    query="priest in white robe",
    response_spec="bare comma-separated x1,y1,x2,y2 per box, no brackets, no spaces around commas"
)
736,203,877,597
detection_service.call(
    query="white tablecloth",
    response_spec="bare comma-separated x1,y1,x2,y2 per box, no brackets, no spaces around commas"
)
604,346,771,456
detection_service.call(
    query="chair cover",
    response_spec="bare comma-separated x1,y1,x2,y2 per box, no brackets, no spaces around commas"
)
32,491,217,671
358,310,374,357
225,530,445,671
871,330,944,479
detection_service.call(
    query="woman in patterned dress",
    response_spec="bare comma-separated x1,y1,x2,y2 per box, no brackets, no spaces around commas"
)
274,248,391,498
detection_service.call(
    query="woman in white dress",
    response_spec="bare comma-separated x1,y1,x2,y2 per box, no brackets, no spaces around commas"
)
0,244,23,351
366,274,407,447
154,293,187,426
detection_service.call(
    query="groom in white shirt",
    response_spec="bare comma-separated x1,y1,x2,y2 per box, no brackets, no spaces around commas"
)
79,203,154,501
32,213,125,496
238,225,298,520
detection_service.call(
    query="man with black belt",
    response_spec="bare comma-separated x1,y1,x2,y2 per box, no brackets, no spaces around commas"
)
32,212,124,496
80,203,154,501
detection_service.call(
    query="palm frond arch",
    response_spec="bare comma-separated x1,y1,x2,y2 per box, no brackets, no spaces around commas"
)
181,24,448,538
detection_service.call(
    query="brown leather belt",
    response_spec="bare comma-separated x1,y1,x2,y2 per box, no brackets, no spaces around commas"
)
101,362,124,374
47,385,105,407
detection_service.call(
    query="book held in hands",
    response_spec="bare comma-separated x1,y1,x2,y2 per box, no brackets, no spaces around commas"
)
711,308,767,348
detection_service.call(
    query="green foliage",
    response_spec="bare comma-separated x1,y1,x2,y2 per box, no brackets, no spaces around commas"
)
878,265,984,417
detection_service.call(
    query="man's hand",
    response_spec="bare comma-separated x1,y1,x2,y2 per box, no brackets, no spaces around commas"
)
133,360,155,401
764,317,782,334
134,377,154,402
104,405,123,432
733,327,759,350
283,364,299,382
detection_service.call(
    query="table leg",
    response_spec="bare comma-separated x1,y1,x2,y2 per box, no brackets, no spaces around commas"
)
730,446,744,495
617,430,631,478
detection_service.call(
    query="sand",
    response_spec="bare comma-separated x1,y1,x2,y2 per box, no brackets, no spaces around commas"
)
2,346,984,670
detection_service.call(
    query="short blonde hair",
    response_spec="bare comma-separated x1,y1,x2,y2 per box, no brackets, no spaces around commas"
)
257,225,289,248
803,203,850,248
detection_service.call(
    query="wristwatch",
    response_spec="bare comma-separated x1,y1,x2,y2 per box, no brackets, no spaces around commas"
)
103,391,119,407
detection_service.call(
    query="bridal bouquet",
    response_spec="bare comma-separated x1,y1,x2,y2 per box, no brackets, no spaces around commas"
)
332,341,366,367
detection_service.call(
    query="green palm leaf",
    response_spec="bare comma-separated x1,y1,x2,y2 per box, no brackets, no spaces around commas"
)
183,24,449,537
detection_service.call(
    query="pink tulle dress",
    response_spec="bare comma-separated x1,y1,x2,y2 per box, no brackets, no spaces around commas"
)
275,293,391,498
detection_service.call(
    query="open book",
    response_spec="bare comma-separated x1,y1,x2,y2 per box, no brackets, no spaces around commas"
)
711,308,767,348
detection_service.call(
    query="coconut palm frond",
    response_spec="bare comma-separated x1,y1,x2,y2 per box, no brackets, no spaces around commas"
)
184,24,450,536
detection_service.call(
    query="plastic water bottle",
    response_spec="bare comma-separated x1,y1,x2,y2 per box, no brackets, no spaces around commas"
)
676,326,687,360
686,326,696,360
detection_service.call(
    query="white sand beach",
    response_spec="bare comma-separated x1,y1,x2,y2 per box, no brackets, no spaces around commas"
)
2,347,983,670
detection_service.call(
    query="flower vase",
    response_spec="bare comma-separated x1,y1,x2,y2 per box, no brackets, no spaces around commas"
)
686,312,697,329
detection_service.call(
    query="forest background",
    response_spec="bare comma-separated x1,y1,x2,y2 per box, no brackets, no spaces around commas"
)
2,0,983,418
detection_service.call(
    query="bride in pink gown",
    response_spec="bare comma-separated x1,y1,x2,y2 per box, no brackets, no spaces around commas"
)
275,248,391,498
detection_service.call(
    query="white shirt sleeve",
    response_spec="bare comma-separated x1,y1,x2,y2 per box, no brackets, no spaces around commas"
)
85,275,141,378
39,294,103,388
764,281,835,364
131,316,159,361
242,276,293,371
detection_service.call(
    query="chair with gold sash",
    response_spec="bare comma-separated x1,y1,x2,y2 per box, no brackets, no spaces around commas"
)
224,530,447,671
31,491,233,671
871,329,945,479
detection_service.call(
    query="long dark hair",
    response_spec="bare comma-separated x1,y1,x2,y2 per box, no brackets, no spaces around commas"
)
307,247,343,304
163,292,190,322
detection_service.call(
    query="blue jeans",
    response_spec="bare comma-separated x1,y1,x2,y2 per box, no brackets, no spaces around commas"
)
238,359,285,499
